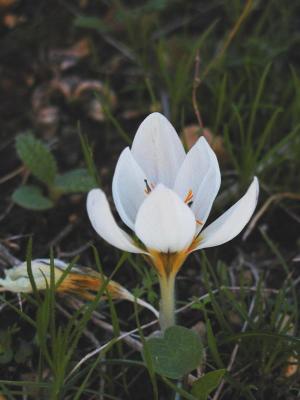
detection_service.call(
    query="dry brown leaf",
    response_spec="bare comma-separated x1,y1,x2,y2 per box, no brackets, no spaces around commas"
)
182,124,201,148
191,321,206,338
67,38,91,59
48,38,91,71
2,13,25,28
0,0,16,8
283,355,299,378
182,124,229,164
121,110,143,119
74,80,117,121
79,0,89,8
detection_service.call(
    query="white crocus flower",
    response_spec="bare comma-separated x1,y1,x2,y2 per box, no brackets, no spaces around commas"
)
87,112,259,330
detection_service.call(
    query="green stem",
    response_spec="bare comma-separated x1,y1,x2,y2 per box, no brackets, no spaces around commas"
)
159,274,176,332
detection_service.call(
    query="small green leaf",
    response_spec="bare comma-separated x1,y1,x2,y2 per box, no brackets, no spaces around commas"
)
0,330,14,364
191,369,226,400
15,340,33,364
74,16,110,32
54,168,97,193
16,133,57,185
12,185,54,210
143,325,203,379
206,319,224,368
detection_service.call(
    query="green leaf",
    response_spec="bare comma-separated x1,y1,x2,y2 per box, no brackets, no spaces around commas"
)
0,331,13,364
54,168,97,193
74,16,110,32
12,185,54,210
16,133,57,185
191,369,226,400
143,325,203,379
14,340,33,364
206,319,224,369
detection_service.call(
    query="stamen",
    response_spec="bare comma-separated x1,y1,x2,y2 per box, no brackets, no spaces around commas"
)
196,219,204,225
144,179,152,194
184,189,193,206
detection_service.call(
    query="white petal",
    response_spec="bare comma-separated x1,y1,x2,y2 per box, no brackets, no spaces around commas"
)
87,189,145,254
174,137,218,196
112,147,148,229
195,177,259,250
135,184,196,253
34,259,68,269
131,113,185,187
192,169,221,233
173,137,221,229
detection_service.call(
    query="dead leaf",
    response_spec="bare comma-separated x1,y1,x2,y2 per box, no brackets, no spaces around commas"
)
48,38,91,71
2,13,25,28
121,110,143,119
182,124,201,148
74,80,117,121
182,124,228,164
0,0,17,8
283,355,299,378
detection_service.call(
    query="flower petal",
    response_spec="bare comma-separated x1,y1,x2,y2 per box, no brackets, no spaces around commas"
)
195,177,259,250
174,137,221,229
112,147,148,229
135,184,196,253
131,112,186,187
87,189,145,253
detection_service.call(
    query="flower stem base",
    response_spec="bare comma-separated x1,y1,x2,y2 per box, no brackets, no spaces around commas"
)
159,274,176,332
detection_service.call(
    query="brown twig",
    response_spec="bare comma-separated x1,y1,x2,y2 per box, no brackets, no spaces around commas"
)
56,302,100,347
0,202,14,223
58,241,92,258
0,165,31,223
243,192,300,240
46,221,78,250
67,297,145,352
0,165,25,184
0,243,21,267
192,49,204,129
66,313,158,380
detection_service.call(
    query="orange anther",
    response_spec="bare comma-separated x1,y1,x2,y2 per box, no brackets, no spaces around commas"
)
184,189,193,204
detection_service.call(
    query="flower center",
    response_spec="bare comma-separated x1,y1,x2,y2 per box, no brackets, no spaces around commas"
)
144,183,204,226
184,189,203,226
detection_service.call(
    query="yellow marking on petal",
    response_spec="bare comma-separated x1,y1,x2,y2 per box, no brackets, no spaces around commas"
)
57,271,127,301
196,219,204,225
148,250,188,279
186,235,202,253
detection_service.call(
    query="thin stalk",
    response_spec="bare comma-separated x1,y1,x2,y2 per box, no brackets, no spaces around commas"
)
159,274,176,331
